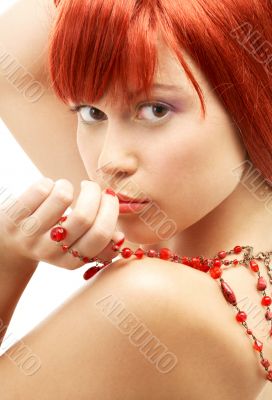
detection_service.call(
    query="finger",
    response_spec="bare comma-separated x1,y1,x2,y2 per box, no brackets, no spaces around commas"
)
29,180,101,266
46,180,102,245
9,177,55,224
65,188,120,258
94,230,125,261
46,230,125,271
30,179,74,232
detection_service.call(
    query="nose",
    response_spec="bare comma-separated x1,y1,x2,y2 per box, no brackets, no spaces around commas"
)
96,124,138,188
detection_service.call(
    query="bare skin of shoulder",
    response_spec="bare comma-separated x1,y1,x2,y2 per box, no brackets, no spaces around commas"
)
0,256,271,400
0,1,272,399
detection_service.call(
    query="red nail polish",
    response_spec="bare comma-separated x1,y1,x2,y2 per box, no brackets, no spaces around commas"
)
115,237,125,247
105,188,116,197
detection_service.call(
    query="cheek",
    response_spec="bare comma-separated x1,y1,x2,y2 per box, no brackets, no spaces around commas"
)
151,113,245,228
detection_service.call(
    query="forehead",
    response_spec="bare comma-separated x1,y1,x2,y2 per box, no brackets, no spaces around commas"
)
127,43,199,98
69,41,205,108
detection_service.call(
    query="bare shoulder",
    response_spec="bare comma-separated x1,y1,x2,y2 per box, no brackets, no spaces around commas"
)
95,256,271,400
0,256,270,399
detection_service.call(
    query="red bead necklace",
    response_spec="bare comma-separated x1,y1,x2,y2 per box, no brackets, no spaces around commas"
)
50,216,272,382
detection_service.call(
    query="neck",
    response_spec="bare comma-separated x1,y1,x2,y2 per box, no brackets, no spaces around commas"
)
141,177,272,259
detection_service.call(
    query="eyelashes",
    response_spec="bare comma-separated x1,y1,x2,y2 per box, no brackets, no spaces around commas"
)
69,102,174,126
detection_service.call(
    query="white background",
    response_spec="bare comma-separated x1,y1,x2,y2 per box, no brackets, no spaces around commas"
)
0,0,91,354
0,118,90,354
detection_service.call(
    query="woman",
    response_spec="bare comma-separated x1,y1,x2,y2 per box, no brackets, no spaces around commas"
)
0,0,271,398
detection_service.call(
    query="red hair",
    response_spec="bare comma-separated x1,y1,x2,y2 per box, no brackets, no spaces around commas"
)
48,0,272,183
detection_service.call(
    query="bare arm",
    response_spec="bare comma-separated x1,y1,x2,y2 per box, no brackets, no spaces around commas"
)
0,252,38,345
0,0,88,209
0,0,87,337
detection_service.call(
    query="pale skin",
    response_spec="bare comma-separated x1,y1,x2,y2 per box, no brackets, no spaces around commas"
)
0,0,272,399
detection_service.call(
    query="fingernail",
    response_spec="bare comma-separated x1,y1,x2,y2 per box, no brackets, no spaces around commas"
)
105,188,116,197
115,236,125,247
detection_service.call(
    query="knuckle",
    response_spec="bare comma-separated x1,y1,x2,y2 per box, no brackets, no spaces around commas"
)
53,180,74,204
54,190,73,205
73,210,93,227
93,225,111,241
35,180,54,197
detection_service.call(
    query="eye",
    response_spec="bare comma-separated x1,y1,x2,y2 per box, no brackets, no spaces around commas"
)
70,105,107,125
136,103,172,123
69,102,173,125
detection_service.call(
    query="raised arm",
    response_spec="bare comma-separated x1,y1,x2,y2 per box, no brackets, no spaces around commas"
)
0,0,88,208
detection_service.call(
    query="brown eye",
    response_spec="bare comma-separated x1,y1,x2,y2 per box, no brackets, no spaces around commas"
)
152,105,169,118
78,106,107,124
137,103,172,123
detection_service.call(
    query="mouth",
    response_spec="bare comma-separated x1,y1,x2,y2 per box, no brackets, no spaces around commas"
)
116,193,150,204
116,193,151,214
118,201,150,214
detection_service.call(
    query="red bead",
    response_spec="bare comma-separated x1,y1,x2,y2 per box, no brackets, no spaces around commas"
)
253,339,263,352
61,244,69,252
218,251,227,259
172,254,179,262
257,277,267,291
270,328,272,337
72,250,79,257
266,370,272,381
83,266,101,280
234,245,242,254
181,256,190,266
209,267,222,279
121,247,133,258
147,249,156,258
261,359,270,369
221,281,237,306
115,237,125,247
135,248,145,259
58,215,67,223
82,256,91,263
50,226,67,242
265,311,272,320
213,259,222,267
159,248,172,260
223,259,230,266
261,296,272,306
233,259,239,266
250,260,259,272
246,329,253,335
198,263,210,273
236,311,247,323
191,257,201,269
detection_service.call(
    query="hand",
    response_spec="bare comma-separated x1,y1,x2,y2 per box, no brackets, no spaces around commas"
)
0,177,124,271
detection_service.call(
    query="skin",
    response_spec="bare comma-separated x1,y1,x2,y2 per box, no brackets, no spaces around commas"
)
0,1,272,397
75,40,272,258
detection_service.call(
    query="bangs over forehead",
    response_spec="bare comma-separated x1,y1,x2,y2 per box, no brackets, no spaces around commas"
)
48,0,205,113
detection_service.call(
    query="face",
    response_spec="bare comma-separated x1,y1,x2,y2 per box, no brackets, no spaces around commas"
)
74,41,247,245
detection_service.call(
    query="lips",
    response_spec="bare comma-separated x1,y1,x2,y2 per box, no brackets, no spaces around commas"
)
116,193,150,203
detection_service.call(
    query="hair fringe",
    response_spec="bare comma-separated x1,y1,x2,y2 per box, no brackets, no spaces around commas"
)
49,0,272,182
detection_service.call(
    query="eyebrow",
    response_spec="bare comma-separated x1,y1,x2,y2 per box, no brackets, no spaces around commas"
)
129,83,187,97
152,83,186,91
68,83,187,108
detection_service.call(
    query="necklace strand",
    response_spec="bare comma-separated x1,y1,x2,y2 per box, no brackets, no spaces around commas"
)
51,216,272,382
